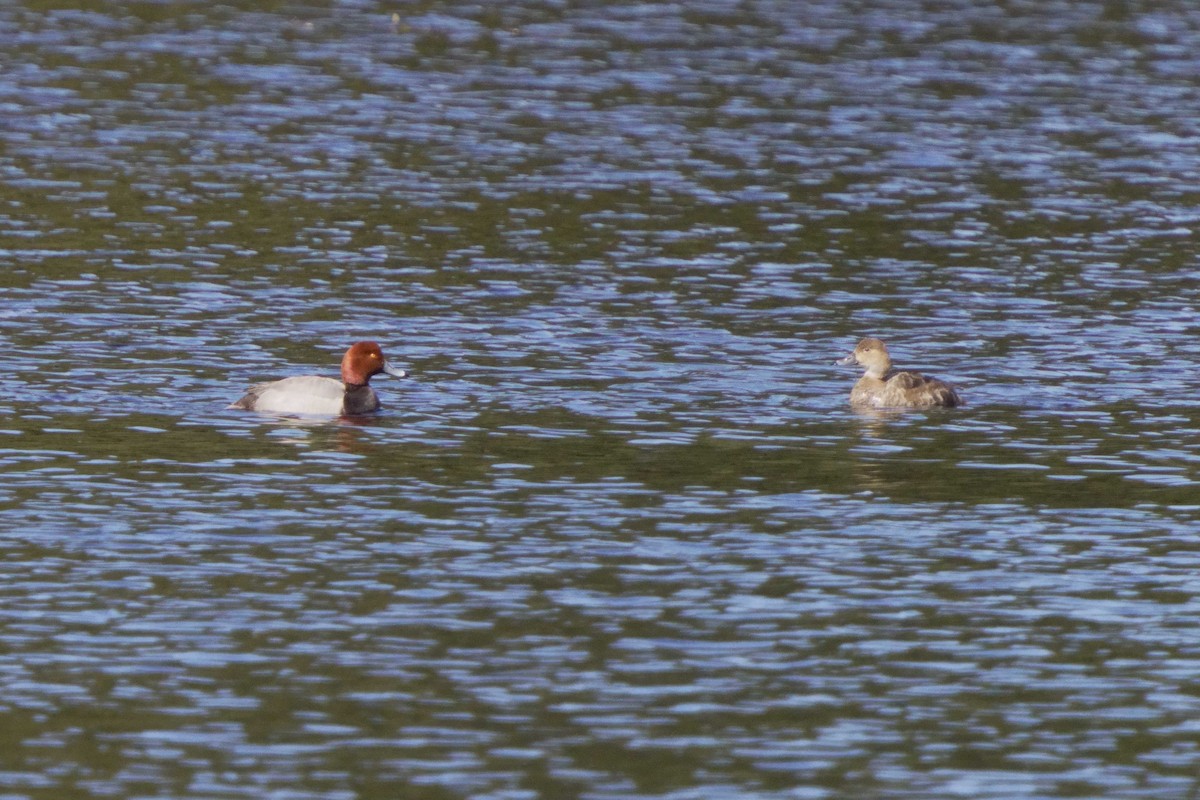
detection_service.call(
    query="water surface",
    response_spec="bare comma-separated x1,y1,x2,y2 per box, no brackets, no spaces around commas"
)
2,1,1200,798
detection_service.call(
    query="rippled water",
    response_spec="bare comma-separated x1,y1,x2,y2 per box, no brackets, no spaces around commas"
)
2,1,1200,797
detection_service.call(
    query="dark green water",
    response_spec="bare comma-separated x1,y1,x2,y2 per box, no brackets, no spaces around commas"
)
1,1,1200,798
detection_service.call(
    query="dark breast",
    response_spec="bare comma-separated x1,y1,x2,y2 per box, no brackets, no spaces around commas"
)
342,385,381,415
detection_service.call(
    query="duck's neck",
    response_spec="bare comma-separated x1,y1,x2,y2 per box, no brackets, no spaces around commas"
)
864,362,891,380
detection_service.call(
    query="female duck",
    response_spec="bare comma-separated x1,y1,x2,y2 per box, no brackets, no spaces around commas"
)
836,337,961,409
230,341,408,415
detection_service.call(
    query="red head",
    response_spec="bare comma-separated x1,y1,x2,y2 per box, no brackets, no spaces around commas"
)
340,341,408,386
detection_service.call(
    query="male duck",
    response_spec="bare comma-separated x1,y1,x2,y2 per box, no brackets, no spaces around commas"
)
836,337,962,409
230,341,408,415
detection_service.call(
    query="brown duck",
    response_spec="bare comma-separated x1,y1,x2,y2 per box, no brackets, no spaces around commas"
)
836,337,962,409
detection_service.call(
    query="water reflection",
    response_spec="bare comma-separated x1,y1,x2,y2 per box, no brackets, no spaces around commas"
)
1,0,1200,798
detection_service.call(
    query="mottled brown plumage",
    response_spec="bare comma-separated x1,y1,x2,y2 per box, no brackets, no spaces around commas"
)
836,337,962,409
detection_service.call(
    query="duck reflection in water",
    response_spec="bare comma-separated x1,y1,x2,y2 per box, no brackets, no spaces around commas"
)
836,337,962,410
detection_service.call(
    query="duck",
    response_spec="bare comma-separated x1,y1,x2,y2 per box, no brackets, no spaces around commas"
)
836,337,962,409
229,341,408,415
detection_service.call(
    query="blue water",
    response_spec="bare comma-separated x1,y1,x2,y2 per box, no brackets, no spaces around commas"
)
0,1,1199,798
